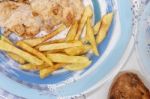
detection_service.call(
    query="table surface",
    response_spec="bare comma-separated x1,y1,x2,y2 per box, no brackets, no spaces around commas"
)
87,49,142,99
0,0,149,99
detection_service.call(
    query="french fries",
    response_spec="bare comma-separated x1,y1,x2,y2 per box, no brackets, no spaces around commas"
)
40,64,64,79
64,61,91,71
75,5,93,40
1,36,26,64
66,21,78,41
86,18,99,56
23,24,66,47
35,38,66,49
16,41,53,66
7,53,26,64
96,12,113,44
20,64,49,71
47,53,91,64
94,20,102,35
39,41,83,51
1,36,12,44
0,3,114,79
0,40,43,65
23,38,44,47
64,45,91,56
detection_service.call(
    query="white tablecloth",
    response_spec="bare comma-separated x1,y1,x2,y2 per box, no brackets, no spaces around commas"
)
87,50,141,99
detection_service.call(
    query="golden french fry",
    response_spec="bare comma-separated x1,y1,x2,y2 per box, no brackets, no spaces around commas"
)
64,45,91,56
75,5,93,40
40,64,64,79
44,49,64,54
1,36,13,44
23,38,44,47
20,64,49,71
39,41,83,51
1,36,26,64
94,20,102,35
86,18,99,56
0,40,43,65
64,61,91,71
23,24,66,47
35,38,66,49
81,37,89,44
7,53,26,64
96,12,113,44
66,21,78,41
16,41,53,66
43,39,65,44
47,53,91,64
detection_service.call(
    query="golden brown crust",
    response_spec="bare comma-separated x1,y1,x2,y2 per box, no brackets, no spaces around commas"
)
109,72,150,99
0,0,83,38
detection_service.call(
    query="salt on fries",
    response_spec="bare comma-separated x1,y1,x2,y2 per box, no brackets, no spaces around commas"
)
0,5,113,79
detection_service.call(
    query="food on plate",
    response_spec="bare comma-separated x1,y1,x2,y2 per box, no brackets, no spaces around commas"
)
39,41,83,51
64,45,91,56
16,41,53,66
0,1,42,37
75,5,93,40
47,53,91,64
1,36,26,64
64,61,92,71
30,0,83,28
66,21,78,41
1,35,12,44
23,24,66,46
7,52,26,64
20,63,49,71
0,0,29,3
94,19,102,35
96,12,113,44
0,39,43,65
3,29,11,37
0,1,113,79
36,38,66,48
86,18,99,56
39,63,65,79
109,72,150,99
0,0,83,37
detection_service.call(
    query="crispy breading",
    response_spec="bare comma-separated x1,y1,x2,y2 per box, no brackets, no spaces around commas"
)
0,0,83,37
0,1,42,37
30,0,83,28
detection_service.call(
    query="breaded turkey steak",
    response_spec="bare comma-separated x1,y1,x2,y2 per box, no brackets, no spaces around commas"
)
0,1,42,37
0,0,83,37
109,72,150,99
29,0,83,29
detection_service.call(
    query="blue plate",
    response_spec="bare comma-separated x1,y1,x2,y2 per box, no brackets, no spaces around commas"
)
0,0,132,98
